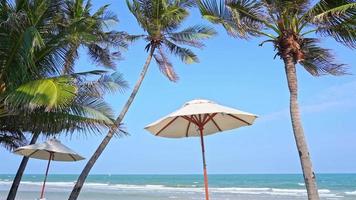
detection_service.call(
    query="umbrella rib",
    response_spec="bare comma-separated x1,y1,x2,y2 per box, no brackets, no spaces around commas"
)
192,115,201,126
155,116,179,136
202,113,218,125
69,154,77,161
202,114,209,124
27,149,39,158
185,121,191,137
211,117,222,132
181,115,198,125
227,114,252,125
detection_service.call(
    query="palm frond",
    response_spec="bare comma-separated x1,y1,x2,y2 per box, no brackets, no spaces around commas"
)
87,44,115,68
62,44,79,74
198,0,241,37
79,72,128,97
227,0,267,33
307,0,356,23
168,25,216,48
5,76,77,112
299,38,347,76
306,0,356,48
266,0,310,16
199,0,267,37
0,131,26,151
316,21,356,48
176,0,197,8
154,47,179,82
164,39,199,64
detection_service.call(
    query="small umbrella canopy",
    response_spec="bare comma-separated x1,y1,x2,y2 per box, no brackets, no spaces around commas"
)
14,138,84,161
145,99,257,137
145,99,257,200
13,138,84,200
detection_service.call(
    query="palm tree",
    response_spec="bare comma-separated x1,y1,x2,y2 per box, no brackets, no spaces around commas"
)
68,1,216,199
0,0,128,199
198,0,355,199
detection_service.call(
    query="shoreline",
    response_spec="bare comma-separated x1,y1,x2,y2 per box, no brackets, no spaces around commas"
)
1,174,356,200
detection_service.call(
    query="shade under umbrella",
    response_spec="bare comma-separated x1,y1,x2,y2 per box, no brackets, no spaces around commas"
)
145,99,257,200
14,138,84,200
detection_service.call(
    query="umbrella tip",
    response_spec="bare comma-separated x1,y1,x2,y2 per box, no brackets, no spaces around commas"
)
184,99,215,106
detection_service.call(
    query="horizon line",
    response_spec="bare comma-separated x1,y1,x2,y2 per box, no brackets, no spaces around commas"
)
2,172,356,175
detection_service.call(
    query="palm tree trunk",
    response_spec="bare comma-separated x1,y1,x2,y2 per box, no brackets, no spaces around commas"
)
283,56,320,200
68,47,156,200
6,133,40,200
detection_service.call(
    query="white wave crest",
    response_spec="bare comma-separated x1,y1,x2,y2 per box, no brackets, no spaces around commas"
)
345,190,356,195
0,180,342,198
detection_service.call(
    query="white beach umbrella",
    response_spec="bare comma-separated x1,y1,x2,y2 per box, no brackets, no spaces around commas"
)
13,138,84,200
145,99,257,200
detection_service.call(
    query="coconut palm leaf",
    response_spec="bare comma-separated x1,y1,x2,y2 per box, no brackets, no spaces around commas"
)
163,39,199,64
317,21,356,48
78,72,128,98
306,0,356,23
226,0,267,33
306,0,356,48
4,76,77,112
198,0,242,37
300,38,347,76
0,131,26,151
168,25,216,48
154,47,178,81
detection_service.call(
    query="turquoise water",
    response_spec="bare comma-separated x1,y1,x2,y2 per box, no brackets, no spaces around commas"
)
1,174,356,199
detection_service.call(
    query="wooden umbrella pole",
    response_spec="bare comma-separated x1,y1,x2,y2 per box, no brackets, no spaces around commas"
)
199,127,210,200
40,153,53,199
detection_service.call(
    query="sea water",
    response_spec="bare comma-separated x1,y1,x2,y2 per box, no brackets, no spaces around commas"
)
1,174,356,200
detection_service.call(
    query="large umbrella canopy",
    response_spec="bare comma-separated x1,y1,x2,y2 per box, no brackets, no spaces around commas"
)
13,138,84,199
145,99,257,200
14,138,84,161
145,99,257,137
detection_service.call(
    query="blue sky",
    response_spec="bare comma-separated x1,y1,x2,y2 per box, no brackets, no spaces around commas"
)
2,1,356,175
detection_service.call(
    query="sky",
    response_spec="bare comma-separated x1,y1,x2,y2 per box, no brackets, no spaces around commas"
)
2,1,356,175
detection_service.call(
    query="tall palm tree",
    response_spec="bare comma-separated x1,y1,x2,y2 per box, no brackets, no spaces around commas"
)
68,1,216,199
198,0,355,199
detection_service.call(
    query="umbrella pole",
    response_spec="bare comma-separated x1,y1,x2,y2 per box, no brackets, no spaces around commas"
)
199,127,210,200
40,153,53,199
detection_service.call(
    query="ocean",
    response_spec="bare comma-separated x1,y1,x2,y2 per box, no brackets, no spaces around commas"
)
0,174,356,200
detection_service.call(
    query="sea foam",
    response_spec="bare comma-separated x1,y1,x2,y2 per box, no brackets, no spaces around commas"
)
345,190,356,195
0,180,342,198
